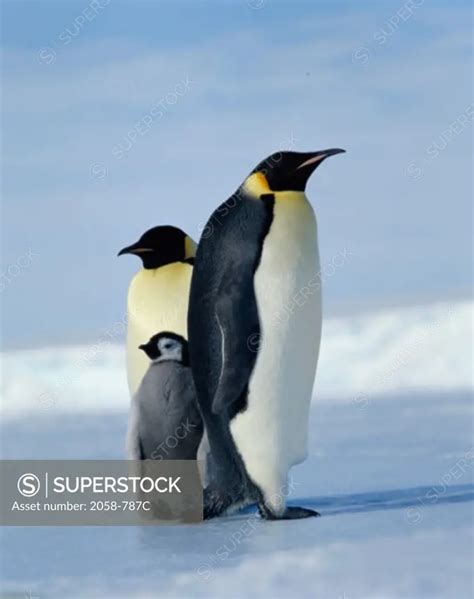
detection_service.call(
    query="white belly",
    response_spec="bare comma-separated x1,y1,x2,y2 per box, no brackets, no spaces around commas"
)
230,192,322,513
126,262,192,395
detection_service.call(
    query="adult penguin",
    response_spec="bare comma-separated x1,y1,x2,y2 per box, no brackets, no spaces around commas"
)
187,149,345,520
118,226,196,396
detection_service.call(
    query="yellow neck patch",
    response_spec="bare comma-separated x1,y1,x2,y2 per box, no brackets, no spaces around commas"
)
242,172,271,198
185,236,197,259
242,172,307,204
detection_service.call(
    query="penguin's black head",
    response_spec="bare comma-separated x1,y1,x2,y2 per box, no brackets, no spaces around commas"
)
139,331,189,365
247,149,346,193
118,226,196,269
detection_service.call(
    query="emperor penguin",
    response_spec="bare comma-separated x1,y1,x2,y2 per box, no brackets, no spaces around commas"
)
118,226,196,396
188,149,345,520
126,332,203,460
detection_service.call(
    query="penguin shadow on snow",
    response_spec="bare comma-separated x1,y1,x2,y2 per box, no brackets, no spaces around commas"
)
132,483,474,572
286,482,474,517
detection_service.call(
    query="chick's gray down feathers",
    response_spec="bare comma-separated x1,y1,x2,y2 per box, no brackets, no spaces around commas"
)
126,360,203,460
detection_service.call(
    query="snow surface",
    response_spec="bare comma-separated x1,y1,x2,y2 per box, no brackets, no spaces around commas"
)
1,300,473,598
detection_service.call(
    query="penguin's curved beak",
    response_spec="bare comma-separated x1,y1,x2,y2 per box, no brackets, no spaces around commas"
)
296,148,346,172
117,243,135,257
138,344,147,352
274,148,345,192
117,242,152,257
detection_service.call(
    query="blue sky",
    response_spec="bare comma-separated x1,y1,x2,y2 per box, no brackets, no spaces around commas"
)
1,0,472,348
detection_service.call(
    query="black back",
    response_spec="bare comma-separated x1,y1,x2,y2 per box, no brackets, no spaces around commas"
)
188,188,274,420
188,186,274,500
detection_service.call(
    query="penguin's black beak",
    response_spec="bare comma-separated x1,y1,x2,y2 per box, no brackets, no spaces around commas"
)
117,245,131,257
117,243,135,257
138,342,154,359
117,242,152,257
139,341,160,361
296,148,346,174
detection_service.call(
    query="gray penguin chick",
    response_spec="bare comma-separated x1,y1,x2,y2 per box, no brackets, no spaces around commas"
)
126,332,203,460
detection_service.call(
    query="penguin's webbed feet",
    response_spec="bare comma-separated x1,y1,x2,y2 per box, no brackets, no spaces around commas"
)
203,487,234,520
258,503,320,521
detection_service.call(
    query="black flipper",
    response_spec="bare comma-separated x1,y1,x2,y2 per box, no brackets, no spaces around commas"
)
211,268,261,415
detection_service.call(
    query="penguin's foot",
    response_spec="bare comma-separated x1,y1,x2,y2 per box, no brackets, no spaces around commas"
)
203,487,234,520
258,503,320,521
